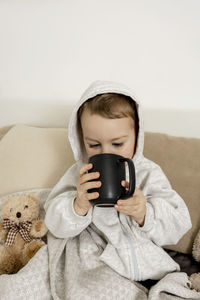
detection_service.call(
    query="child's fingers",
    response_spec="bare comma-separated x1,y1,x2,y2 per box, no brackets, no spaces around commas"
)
115,205,141,219
121,184,141,197
117,199,131,206
83,180,101,192
115,203,133,213
121,180,129,188
85,192,99,201
115,199,142,213
79,163,93,177
80,171,100,185
121,181,130,193
116,188,143,207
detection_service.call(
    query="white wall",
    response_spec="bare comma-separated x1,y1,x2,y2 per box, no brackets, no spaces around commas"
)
0,0,200,135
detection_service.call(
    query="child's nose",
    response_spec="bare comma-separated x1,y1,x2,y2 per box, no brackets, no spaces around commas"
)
101,146,110,154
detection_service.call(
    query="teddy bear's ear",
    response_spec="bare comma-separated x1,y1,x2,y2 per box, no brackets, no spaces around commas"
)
27,194,39,202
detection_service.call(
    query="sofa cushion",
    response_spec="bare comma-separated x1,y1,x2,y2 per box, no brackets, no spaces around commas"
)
0,125,74,198
144,132,200,254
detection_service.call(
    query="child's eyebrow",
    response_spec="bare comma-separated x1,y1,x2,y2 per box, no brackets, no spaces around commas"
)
85,136,128,142
85,137,99,142
111,135,128,141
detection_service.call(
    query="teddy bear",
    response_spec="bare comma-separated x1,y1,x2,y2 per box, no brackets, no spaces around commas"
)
189,229,200,292
0,193,48,274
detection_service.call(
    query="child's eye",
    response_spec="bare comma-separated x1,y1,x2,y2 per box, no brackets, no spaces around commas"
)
112,143,123,147
89,144,100,148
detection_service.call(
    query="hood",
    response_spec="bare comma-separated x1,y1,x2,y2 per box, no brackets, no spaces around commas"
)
68,80,144,164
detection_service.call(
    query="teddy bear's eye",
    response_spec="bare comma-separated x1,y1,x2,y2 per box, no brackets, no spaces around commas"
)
24,205,28,209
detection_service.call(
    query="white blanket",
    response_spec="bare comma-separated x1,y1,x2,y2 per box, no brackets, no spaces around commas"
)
0,189,199,300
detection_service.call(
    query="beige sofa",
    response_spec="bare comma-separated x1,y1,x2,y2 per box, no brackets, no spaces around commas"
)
0,124,199,257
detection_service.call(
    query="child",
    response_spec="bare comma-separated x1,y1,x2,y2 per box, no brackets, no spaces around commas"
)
44,80,191,283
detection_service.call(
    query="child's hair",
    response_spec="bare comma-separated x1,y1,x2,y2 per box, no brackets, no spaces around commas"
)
77,93,139,147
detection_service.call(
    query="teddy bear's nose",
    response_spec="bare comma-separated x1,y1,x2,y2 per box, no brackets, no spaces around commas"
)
16,212,21,218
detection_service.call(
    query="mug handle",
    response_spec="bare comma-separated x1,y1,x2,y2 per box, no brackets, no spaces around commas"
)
119,158,135,199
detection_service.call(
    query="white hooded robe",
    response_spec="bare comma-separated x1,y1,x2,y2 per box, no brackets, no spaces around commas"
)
44,80,191,281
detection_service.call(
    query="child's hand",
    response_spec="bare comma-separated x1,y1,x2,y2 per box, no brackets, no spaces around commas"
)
74,163,101,216
115,182,146,226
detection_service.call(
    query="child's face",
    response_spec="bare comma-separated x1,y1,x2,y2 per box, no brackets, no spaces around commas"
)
81,109,136,159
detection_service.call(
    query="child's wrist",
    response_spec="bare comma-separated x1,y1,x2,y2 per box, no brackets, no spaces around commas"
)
138,217,145,227
74,199,88,216
131,215,145,227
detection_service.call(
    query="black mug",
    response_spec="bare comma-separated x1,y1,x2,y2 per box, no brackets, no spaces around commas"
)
88,153,135,207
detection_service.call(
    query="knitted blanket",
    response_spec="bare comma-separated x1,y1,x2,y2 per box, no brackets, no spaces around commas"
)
0,190,199,300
